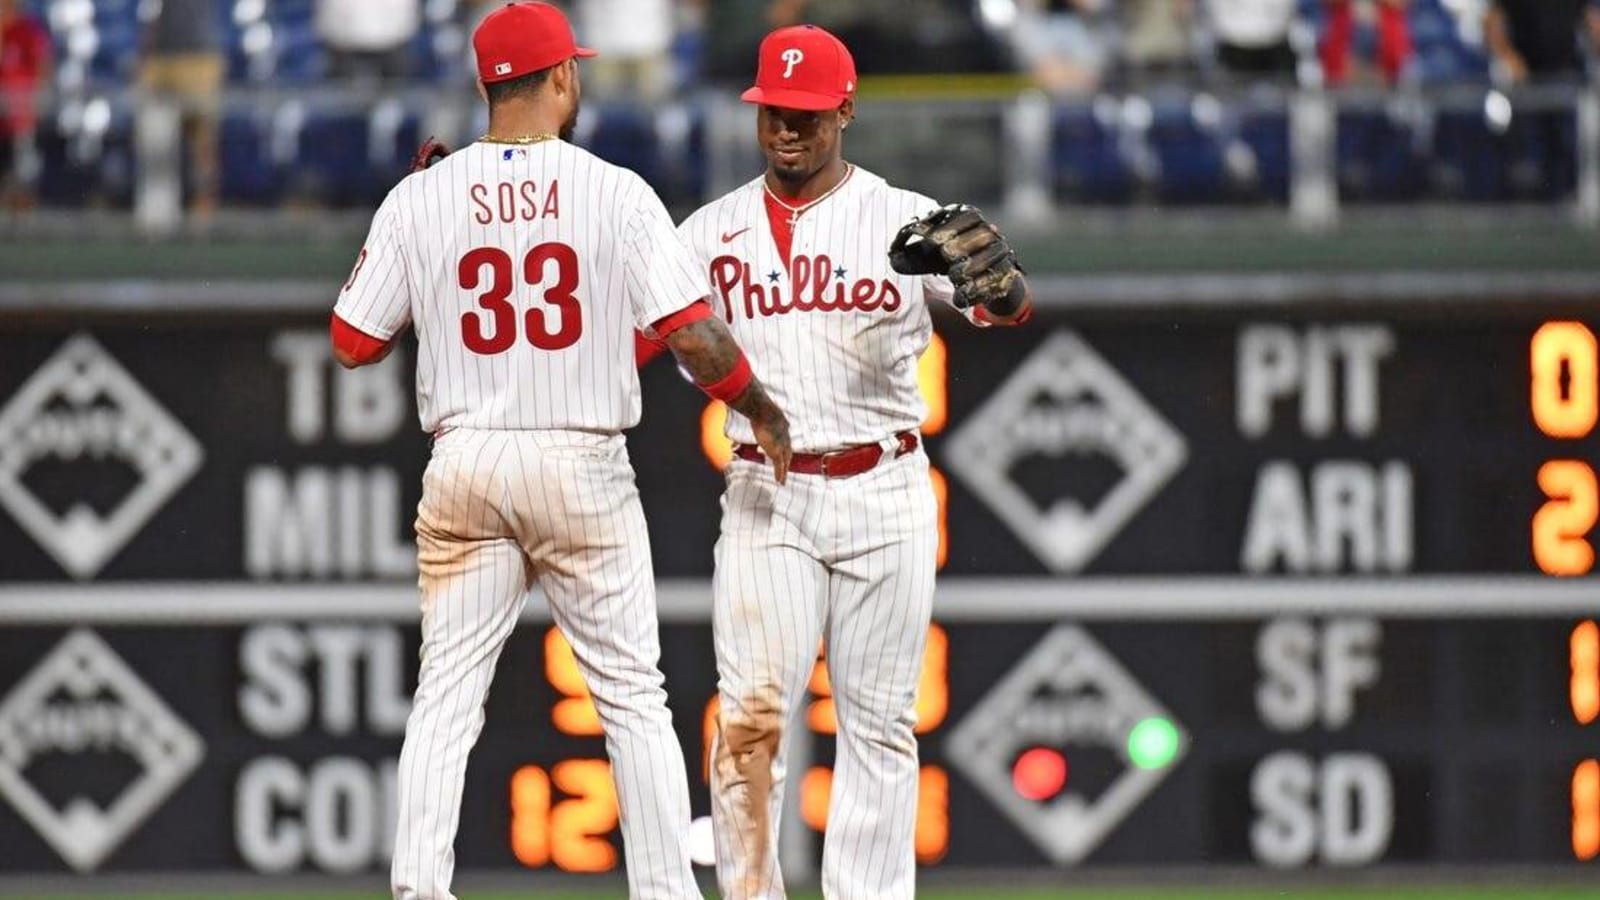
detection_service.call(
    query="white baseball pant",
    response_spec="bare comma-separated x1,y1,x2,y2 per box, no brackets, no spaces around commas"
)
709,446,938,900
391,428,699,900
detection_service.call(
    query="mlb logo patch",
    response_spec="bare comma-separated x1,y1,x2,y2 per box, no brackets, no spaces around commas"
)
502,148,527,161
494,62,513,76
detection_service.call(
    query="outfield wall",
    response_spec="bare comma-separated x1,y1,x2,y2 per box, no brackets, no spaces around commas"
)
1,289,1598,884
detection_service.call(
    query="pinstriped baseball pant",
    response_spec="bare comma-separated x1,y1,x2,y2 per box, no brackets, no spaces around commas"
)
391,429,699,900
710,447,939,900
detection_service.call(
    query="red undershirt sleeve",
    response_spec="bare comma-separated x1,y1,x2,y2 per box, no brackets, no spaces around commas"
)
330,313,394,364
635,299,714,367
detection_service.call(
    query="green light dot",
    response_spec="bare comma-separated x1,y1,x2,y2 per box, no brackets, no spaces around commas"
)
1127,717,1181,770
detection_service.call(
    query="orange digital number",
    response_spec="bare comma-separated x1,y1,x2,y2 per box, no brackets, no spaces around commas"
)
510,765,552,867
920,333,948,435
1575,620,1600,726
800,766,949,864
807,624,949,735
807,649,834,733
1534,461,1599,576
1576,759,1599,862
702,695,721,783
546,628,602,736
1531,322,1599,439
916,766,950,864
917,624,949,733
510,761,618,872
800,766,831,834
550,760,619,872
918,334,952,571
701,400,733,471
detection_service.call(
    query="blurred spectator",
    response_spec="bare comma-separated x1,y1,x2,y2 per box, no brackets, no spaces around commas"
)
1483,0,1598,200
763,0,917,69
1205,0,1300,76
700,0,998,77
0,0,48,211
1484,0,1600,82
575,0,676,101
316,0,421,81
1122,0,1196,74
1321,0,1413,85
701,0,995,78
1012,0,1118,95
139,0,222,215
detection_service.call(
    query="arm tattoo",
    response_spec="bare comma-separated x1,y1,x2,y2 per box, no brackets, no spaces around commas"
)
723,377,786,433
665,318,741,385
665,318,788,429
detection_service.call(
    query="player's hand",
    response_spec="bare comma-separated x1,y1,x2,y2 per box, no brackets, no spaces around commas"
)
745,393,792,486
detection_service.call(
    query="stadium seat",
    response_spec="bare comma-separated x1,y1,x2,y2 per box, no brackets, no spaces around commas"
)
585,107,664,191
1429,109,1506,201
88,0,139,85
295,111,372,207
1147,99,1226,204
1237,109,1291,202
36,97,135,208
220,112,284,206
650,103,706,211
1503,108,1578,202
1051,101,1132,205
1337,109,1424,202
1407,0,1490,84
275,28,331,84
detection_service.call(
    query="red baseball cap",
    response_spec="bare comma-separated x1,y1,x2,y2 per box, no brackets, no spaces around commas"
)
474,2,596,85
741,25,857,111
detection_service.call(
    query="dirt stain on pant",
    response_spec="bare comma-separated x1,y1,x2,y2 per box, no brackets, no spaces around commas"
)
714,687,783,899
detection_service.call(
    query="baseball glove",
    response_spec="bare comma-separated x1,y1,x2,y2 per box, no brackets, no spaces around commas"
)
410,136,451,173
888,204,1026,314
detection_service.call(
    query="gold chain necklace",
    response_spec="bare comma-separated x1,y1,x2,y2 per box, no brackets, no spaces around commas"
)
478,133,558,145
764,165,854,227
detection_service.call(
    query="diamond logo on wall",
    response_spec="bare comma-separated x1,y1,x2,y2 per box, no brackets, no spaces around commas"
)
0,334,203,578
946,625,1188,865
0,630,205,871
943,330,1185,572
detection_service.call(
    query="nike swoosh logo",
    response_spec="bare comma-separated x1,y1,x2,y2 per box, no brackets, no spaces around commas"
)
721,227,751,243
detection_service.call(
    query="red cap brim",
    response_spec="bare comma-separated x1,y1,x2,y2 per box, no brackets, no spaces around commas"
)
575,46,598,58
740,85,844,111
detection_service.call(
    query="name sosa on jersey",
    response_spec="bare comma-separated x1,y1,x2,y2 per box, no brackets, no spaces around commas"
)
708,252,901,320
468,179,561,224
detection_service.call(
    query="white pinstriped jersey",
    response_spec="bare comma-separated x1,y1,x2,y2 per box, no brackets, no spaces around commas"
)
677,167,963,453
335,141,706,434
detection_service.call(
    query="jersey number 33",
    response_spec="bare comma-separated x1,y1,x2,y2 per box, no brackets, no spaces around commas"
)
459,242,583,354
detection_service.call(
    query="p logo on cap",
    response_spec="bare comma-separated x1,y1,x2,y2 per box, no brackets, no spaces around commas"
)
781,48,804,79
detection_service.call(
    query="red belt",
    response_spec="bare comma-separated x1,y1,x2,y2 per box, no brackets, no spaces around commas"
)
733,431,919,478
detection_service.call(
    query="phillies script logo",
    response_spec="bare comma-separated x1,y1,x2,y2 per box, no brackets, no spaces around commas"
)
709,254,901,321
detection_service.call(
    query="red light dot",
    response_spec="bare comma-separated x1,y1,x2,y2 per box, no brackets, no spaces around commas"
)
1012,747,1068,801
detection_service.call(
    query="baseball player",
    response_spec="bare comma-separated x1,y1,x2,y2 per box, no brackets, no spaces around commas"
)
670,24,1033,900
329,4,792,899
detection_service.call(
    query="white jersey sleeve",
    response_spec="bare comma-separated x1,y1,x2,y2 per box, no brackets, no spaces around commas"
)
920,272,957,308
622,184,710,330
334,187,414,339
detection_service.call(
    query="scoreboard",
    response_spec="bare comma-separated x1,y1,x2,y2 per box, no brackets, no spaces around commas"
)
0,295,1597,878
0,596,1594,874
